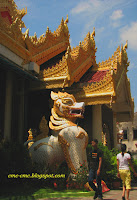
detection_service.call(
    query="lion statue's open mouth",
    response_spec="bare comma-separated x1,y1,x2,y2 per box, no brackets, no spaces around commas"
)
49,91,85,130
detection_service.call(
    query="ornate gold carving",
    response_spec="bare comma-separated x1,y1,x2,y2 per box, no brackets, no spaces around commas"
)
73,70,114,100
40,28,97,87
49,107,77,131
69,42,133,109
25,16,70,65
0,1,69,65
39,54,68,79
76,131,85,139
0,0,27,46
58,134,77,173
84,132,89,149
49,91,84,131
102,131,107,146
76,130,88,149
35,116,49,141
39,116,49,135
95,46,121,71
58,134,70,147
28,128,33,140
27,129,34,149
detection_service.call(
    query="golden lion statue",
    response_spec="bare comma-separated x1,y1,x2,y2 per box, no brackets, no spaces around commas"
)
26,91,88,174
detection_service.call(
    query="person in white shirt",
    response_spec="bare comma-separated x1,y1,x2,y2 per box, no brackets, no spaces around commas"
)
117,144,137,200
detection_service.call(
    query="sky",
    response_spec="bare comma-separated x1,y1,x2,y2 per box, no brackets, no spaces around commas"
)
15,0,137,112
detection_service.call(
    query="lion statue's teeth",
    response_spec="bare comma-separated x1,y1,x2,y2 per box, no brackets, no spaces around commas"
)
50,91,85,131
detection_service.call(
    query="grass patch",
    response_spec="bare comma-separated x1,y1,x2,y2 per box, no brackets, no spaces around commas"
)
0,185,94,200
34,189,94,199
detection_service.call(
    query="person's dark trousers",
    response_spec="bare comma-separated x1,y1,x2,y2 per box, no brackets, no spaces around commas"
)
88,169,102,198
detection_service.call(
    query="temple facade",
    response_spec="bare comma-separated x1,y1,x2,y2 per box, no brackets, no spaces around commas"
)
0,0,134,149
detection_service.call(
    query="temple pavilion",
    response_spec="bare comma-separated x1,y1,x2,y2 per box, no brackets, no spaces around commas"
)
0,0,134,149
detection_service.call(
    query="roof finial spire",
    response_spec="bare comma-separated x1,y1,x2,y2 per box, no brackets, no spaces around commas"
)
61,17,64,25
123,40,128,50
121,43,123,51
65,14,69,24
66,45,71,59
91,27,95,38
46,26,49,34
88,31,90,39
79,41,82,48
25,28,29,38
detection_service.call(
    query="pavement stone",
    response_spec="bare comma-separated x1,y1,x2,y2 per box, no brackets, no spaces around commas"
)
39,186,137,200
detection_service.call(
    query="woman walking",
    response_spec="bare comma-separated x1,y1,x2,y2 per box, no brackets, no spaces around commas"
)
117,144,137,200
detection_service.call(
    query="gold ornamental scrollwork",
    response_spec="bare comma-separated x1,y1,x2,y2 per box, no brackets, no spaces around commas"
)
58,134,77,174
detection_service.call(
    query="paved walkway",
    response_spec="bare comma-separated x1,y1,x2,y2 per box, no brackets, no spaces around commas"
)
39,186,137,200
102,186,137,200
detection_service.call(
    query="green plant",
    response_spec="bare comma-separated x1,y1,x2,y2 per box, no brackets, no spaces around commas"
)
129,155,137,181
75,161,88,188
67,161,88,190
53,161,69,190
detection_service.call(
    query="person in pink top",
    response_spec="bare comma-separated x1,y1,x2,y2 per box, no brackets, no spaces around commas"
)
117,144,137,200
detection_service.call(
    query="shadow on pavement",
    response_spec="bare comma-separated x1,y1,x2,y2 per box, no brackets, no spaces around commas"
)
103,199,117,200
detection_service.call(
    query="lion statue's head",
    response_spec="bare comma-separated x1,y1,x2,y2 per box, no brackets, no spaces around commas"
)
49,91,85,130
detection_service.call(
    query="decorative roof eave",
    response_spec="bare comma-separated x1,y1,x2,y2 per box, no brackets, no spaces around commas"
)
24,16,70,65
0,0,27,21
109,42,134,120
68,70,116,106
93,42,129,72
112,43,131,99
0,1,69,65
28,76,69,91
39,29,97,87
74,91,116,106
0,0,27,25
39,52,69,85
93,46,121,71
66,30,97,85
31,41,68,66
93,42,131,100
43,76,69,89
0,0,27,55
0,30,31,63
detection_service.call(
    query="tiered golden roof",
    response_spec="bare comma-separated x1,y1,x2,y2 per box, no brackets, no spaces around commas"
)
71,42,134,120
24,16,70,65
0,0,29,60
0,0,69,64
39,29,97,88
